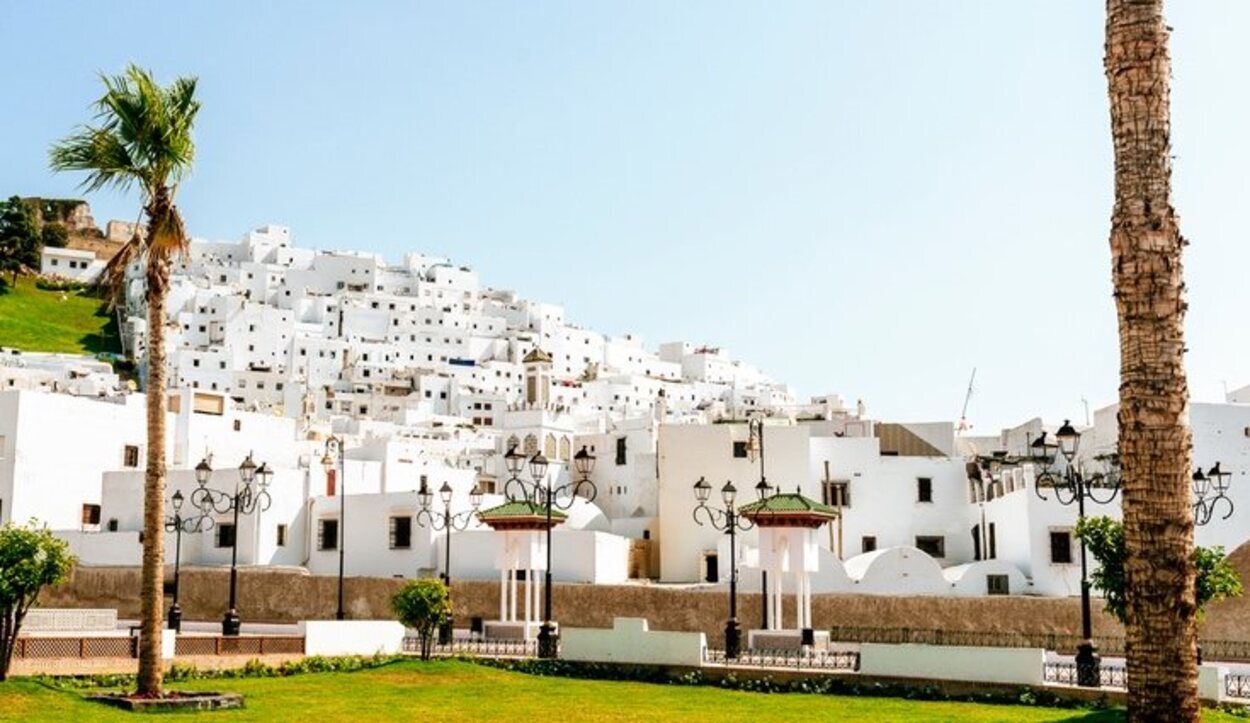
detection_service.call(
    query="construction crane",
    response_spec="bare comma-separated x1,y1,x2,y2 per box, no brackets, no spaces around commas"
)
957,367,976,434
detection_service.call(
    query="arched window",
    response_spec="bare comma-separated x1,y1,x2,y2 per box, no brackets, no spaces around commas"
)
507,434,520,452
545,434,557,459
559,437,571,461
524,434,538,455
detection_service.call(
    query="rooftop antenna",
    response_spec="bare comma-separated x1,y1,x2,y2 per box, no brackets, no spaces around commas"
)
957,367,976,433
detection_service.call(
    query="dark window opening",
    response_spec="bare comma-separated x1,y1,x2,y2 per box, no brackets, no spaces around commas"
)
915,535,945,558
1050,530,1073,564
318,519,339,551
917,477,933,503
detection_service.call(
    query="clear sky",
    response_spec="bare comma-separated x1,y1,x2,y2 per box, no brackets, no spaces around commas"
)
2,2,1248,432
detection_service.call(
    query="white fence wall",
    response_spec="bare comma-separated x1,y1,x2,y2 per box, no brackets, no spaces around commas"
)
858,643,1045,686
562,617,707,667
300,620,405,657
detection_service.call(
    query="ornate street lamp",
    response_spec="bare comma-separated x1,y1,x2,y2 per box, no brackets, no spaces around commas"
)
321,436,347,621
501,445,597,659
416,479,483,644
1193,462,1234,526
163,487,214,632
190,453,273,636
745,415,775,628
692,476,755,659
1032,420,1119,688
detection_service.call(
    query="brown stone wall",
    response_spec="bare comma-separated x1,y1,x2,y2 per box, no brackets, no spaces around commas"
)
37,551,1250,645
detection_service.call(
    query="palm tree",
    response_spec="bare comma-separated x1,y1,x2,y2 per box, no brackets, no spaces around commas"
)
49,65,200,697
1104,2,1198,720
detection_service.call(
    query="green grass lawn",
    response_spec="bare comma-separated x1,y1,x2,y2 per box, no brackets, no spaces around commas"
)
0,275,120,355
0,659,1240,722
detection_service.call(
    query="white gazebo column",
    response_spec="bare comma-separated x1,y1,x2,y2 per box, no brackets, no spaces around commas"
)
802,571,813,629
499,568,508,622
525,568,534,632
774,567,784,630
509,567,518,622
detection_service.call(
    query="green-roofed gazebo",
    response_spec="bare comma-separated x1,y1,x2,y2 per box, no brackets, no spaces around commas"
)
476,500,567,532
738,491,837,529
476,500,566,642
740,489,836,642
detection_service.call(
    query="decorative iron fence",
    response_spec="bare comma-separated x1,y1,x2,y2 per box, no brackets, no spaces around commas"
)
1043,661,1127,689
828,626,1250,663
13,636,137,659
1227,674,1250,700
827,626,1123,656
174,635,305,657
706,648,860,671
405,638,540,658
1202,640,1250,663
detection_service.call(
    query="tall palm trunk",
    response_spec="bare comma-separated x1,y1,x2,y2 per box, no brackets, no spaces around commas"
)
136,193,173,696
1104,1,1197,719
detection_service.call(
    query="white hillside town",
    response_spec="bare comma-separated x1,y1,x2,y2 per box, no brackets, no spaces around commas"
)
1,223,1246,625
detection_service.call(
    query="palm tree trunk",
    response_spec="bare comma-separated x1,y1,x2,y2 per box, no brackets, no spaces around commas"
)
1104,1,1198,720
136,219,172,697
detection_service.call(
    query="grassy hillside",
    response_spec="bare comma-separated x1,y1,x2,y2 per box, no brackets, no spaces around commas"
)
0,276,120,356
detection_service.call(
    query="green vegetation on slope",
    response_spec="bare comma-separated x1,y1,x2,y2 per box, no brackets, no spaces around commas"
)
1,659,1241,723
0,276,119,356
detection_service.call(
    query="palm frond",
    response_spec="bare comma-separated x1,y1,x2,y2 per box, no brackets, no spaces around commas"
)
48,127,138,193
97,233,141,309
147,203,188,261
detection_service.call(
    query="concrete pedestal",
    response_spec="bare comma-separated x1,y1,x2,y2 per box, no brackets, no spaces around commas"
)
747,628,830,651
483,620,555,641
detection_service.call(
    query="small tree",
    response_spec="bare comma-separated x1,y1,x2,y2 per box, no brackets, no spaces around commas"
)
1075,516,1242,624
391,578,451,660
0,196,40,285
40,223,68,249
0,522,76,680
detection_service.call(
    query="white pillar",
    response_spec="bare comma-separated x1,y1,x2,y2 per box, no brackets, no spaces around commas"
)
775,568,784,630
499,567,507,621
803,572,813,629
534,569,542,623
509,567,518,622
525,568,533,629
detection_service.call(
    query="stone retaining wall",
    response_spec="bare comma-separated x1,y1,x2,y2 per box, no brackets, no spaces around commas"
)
37,544,1250,647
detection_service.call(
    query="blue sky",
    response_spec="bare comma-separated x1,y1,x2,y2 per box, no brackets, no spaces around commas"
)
2,2,1248,431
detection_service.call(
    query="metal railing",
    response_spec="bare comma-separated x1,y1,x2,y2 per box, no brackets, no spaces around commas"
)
1043,661,1127,689
174,635,305,657
1227,674,1250,700
828,626,1250,663
828,626,1122,655
706,648,860,671
404,638,540,658
13,636,137,659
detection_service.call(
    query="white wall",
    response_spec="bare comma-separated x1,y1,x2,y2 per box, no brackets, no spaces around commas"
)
562,617,706,667
301,620,405,656
859,643,1045,686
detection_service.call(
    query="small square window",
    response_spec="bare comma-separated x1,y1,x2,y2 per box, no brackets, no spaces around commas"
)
1050,530,1073,564
318,519,339,551
915,535,945,558
216,523,236,549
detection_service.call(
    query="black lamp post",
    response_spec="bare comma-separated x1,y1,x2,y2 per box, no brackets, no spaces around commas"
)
417,479,483,644
745,415,775,630
1032,420,1119,688
692,476,759,660
1193,462,1234,526
191,454,273,636
163,488,214,632
501,445,596,659
321,436,347,621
